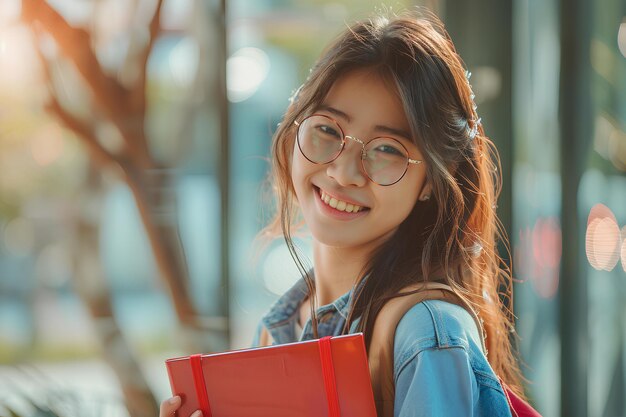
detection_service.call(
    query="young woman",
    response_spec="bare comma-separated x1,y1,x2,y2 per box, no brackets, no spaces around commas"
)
161,9,526,417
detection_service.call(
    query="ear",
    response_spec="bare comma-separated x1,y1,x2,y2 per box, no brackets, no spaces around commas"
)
418,181,432,202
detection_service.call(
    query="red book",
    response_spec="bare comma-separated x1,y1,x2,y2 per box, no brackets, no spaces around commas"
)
165,333,377,417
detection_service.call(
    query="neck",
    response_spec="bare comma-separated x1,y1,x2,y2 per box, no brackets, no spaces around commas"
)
310,243,371,307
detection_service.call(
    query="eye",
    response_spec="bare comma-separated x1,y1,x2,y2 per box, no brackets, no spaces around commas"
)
316,124,341,138
374,144,404,157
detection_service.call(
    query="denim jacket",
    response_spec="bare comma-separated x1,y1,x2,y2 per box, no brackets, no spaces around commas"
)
251,276,512,417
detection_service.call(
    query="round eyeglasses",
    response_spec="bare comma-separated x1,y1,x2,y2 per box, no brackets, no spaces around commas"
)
294,114,422,186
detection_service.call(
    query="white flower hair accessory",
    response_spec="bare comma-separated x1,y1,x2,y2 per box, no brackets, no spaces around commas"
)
288,83,304,105
465,70,482,140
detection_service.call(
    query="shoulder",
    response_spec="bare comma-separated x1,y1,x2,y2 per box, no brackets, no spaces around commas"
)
393,300,483,376
391,301,513,416
395,299,481,351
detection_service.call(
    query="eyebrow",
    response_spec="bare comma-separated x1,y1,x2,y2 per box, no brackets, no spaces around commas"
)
317,104,413,142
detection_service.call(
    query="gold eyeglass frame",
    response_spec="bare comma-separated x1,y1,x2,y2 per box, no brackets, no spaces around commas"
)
294,114,422,186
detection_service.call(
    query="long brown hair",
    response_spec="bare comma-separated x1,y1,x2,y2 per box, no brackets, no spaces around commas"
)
259,9,524,396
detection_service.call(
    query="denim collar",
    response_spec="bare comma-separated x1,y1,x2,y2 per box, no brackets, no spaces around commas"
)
260,270,368,343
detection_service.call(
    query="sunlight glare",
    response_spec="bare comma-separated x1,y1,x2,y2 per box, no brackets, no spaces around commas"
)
0,26,40,94
0,0,20,26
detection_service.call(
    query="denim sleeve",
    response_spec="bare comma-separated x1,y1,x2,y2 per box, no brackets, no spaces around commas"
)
394,346,477,417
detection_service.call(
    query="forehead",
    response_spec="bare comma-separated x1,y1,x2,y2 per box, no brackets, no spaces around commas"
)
319,68,411,134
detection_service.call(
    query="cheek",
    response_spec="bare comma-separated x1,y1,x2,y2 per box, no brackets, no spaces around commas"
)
381,179,421,219
387,190,419,219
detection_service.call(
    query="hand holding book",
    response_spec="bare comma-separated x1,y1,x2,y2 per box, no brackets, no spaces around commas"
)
159,395,202,417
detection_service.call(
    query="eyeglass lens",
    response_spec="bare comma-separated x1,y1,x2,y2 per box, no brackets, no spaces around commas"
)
297,115,410,185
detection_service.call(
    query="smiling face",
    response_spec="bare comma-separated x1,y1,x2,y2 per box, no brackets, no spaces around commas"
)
291,68,431,250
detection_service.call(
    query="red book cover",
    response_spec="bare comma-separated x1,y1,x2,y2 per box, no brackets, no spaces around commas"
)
165,333,377,417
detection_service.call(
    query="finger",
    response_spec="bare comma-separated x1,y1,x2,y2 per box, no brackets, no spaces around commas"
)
159,396,182,417
190,411,203,417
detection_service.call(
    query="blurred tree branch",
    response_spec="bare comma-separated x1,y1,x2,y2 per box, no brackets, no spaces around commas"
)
20,0,228,415
21,0,226,329
72,166,158,417
23,0,150,167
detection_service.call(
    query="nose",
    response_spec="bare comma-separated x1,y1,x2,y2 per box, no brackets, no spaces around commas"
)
325,137,368,187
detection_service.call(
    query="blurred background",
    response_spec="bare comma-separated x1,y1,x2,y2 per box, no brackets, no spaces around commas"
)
0,0,624,416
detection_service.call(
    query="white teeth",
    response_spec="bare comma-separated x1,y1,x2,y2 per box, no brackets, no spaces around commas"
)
319,189,364,213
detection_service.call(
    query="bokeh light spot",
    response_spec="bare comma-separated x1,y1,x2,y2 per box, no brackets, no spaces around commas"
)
585,204,620,271
618,20,626,58
621,226,626,272
227,47,270,103
529,217,561,299
261,243,301,296
532,217,562,269
169,37,199,88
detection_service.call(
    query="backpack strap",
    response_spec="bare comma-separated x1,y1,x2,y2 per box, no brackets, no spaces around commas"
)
367,282,486,417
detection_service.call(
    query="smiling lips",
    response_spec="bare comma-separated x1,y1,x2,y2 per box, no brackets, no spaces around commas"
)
318,188,368,213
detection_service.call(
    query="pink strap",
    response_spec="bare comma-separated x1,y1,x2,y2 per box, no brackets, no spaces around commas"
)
318,336,341,417
500,377,542,417
190,354,212,417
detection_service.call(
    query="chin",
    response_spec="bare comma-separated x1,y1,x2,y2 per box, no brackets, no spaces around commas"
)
310,226,386,250
309,227,359,248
